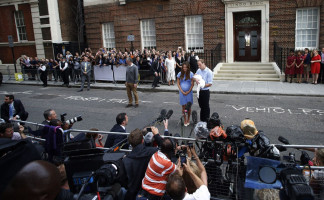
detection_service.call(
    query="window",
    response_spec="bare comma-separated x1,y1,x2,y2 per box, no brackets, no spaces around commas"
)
140,19,156,49
102,23,116,50
185,15,204,52
295,8,319,49
14,11,27,41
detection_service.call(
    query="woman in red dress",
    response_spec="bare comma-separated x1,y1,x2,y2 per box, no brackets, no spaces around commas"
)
311,50,321,85
295,51,304,83
285,50,296,83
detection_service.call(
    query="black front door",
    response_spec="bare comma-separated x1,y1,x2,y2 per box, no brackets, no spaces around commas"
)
234,11,261,62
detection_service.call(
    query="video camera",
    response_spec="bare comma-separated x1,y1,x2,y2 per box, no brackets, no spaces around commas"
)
61,113,83,125
63,140,126,200
246,136,315,200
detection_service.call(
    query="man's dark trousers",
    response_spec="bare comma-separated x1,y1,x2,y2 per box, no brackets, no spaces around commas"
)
152,73,160,87
62,69,70,85
198,90,210,122
80,74,91,90
40,71,47,86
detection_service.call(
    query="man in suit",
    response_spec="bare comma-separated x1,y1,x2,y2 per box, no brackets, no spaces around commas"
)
42,109,57,125
151,56,162,88
1,95,28,122
78,56,92,92
104,113,129,149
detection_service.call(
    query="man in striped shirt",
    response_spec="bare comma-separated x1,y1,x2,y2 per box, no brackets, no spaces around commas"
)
139,138,177,199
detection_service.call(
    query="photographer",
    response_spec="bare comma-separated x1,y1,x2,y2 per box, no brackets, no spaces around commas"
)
85,128,104,147
138,138,177,199
166,158,210,200
0,123,26,140
1,160,62,200
42,109,58,125
183,146,208,194
105,113,129,149
302,148,324,199
123,127,163,200
1,95,29,122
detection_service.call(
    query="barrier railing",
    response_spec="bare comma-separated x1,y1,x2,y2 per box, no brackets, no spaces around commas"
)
11,119,324,200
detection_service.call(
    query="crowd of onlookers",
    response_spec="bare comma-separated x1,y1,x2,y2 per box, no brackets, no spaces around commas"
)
285,48,324,84
18,47,200,87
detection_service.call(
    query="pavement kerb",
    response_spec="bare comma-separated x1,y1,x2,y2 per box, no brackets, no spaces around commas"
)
3,81,324,97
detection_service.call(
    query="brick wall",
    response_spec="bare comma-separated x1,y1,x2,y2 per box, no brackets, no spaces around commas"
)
0,45,36,64
0,3,36,63
269,0,324,61
0,3,34,43
58,0,78,42
84,0,226,61
0,5,17,43
18,3,35,41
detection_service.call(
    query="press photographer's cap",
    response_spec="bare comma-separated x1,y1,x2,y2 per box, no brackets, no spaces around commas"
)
241,119,258,139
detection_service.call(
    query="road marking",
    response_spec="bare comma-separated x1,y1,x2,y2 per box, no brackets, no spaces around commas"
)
226,105,324,116
64,95,152,104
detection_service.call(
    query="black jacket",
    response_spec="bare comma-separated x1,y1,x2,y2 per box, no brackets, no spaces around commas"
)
104,124,129,149
151,60,162,74
122,134,163,200
1,100,28,122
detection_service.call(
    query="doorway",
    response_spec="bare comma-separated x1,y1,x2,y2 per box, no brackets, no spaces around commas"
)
234,11,261,62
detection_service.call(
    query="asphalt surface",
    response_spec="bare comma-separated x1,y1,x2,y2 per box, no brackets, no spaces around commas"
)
1,84,324,156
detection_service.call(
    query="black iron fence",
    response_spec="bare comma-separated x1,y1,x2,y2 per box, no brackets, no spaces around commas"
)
196,43,222,71
273,41,294,74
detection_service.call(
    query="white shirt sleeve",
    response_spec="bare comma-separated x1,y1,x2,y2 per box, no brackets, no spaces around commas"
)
183,185,210,200
40,65,46,71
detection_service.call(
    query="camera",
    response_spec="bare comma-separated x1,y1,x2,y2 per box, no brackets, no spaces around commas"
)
61,113,83,125
63,140,126,200
180,154,187,167
146,127,152,132
253,157,315,200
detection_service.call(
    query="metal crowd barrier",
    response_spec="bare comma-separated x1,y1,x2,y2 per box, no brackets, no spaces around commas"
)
11,119,324,200
12,119,324,148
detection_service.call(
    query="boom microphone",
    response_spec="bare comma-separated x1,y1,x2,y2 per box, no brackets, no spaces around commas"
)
157,109,167,122
165,110,173,120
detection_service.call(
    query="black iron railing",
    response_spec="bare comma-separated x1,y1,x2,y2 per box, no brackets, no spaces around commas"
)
273,41,294,74
196,43,222,71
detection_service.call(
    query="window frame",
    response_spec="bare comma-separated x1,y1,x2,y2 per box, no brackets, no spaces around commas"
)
102,22,116,50
140,19,156,50
14,10,28,41
185,15,204,53
295,7,320,50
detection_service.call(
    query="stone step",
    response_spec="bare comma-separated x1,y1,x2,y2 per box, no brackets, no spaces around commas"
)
218,70,276,74
214,73,279,78
221,66,274,70
221,63,274,67
214,77,281,81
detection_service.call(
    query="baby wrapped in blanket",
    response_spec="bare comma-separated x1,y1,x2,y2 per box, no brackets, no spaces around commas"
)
193,74,205,99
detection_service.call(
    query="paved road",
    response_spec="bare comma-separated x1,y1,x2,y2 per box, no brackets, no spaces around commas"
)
1,84,323,154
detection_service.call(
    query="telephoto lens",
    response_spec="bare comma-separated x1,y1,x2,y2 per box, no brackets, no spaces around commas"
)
65,115,83,125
